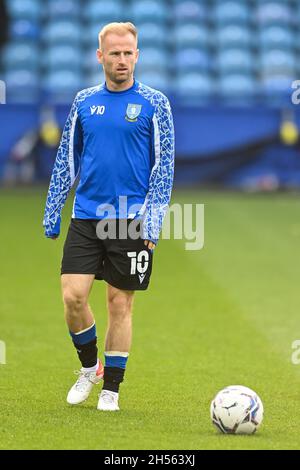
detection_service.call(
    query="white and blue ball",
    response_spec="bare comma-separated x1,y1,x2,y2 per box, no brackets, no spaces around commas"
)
210,385,264,435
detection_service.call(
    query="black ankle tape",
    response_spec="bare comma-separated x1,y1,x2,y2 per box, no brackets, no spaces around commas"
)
103,367,125,393
73,338,98,368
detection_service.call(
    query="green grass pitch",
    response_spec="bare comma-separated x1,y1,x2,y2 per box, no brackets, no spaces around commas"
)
1,188,300,450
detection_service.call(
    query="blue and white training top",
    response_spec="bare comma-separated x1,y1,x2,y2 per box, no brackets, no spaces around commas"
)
43,78,175,244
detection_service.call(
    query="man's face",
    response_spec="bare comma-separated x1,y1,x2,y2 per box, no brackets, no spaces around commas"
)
97,33,139,84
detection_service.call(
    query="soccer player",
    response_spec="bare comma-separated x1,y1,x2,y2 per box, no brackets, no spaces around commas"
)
43,22,175,411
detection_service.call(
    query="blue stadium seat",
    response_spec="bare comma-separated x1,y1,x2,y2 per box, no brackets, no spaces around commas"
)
173,49,211,74
217,49,255,74
173,1,208,24
256,0,292,3
47,0,81,19
136,71,169,93
5,69,39,103
173,24,210,49
10,20,41,41
296,2,300,19
137,23,168,48
43,21,82,45
83,23,106,47
7,0,41,20
214,2,251,25
256,3,293,26
85,21,167,48
216,25,253,49
84,0,125,22
44,46,83,72
218,74,258,104
129,0,169,24
83,48,101,73
261,75,295,94
3,43,39,71
259,26,294,50
175,73,214,99
136,48,169,72
43,71,84,101
261,75,294,104
260,50,296,75
85,70,105,88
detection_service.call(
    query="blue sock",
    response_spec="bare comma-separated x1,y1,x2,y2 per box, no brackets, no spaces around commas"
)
69,323,96,345
69,323,98,368
104,352,129,369
103,352,129,392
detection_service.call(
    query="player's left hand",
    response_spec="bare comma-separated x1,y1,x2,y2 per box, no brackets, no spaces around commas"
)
144,240,156,250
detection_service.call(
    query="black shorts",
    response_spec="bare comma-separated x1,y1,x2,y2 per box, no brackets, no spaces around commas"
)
61,219,153,291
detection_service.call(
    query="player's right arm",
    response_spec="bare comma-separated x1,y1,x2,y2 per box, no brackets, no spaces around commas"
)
43,94,83,238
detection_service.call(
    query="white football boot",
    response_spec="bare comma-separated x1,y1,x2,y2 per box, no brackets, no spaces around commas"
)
67,360,104,405
97,390,120,411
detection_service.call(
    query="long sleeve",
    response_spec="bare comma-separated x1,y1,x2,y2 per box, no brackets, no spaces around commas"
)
43,95,83,238
142,96,175,244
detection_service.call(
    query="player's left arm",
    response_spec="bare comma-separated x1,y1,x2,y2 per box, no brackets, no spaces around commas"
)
143,94,175,249
43,94,83,239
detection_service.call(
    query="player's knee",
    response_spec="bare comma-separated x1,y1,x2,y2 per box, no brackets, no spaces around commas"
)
63,290,87,314
108,292,132,318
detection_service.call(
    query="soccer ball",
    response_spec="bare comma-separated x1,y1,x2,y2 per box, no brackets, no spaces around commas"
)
210,385,264,435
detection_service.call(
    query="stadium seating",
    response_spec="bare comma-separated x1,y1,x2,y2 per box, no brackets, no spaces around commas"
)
3,43,39,71
83,48,100,74
5,69,39,103
261,75,294,105
137,71,169,92
7,0,41,20
43,21,82,45
135,47,169,73
173,1,208,24
44,45,82,72
173,24,210,49
47,0,81,19
83,23,106,47
259,26,295,50
2,0,300,104
136,23,168,48
216,25,253,49
173,49,211,74
87,69,105,88
43,70,83,102
219,74,257,101
129,1,169,24
256,2,294,26
83,0,125,23
9,19,41,41
214,2,251,25
217,49,255,75
176,73,214,99
260,49,296,75
261,75,294,94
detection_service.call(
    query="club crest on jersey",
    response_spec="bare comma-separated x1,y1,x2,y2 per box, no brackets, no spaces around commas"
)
125,104,142,122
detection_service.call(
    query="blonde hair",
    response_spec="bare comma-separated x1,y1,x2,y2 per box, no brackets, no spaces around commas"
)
99,22,138,51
